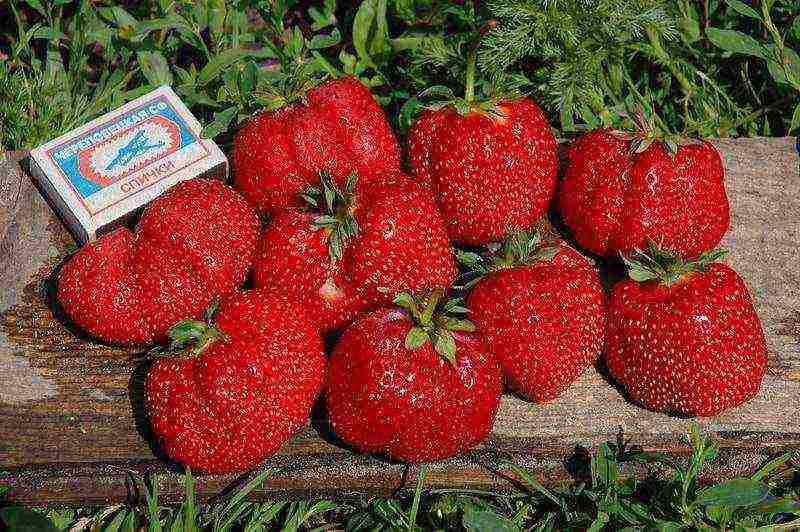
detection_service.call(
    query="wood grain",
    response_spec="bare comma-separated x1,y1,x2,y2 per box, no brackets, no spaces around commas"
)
0,139,798,504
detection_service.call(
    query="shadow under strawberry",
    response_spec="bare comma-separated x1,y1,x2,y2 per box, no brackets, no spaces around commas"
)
128,360,185,474
593,357,699,420
42,255,100,344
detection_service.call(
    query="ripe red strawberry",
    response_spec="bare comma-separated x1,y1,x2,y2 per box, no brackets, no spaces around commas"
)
606,244,767,417
233,76,402,216
252,172,457,333
326,291,502,462
58,178,259,345
558,122,730,258
408,98,558,245
464,229,606,402
146,289,325,474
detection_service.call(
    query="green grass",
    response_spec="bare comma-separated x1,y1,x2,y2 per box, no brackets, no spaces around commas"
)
1,426,799,531
1,0,798,151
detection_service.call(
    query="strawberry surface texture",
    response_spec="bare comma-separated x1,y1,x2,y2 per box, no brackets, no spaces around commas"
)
326,308,502,462
58,178,259,345
146,289,325,474
558,128,730,258
606,262,767,417
468,243,606,403
233,76,402,216
408,98,558,245
252,173,457,333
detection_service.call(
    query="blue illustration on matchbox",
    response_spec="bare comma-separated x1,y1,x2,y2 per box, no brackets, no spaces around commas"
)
47,95,209,216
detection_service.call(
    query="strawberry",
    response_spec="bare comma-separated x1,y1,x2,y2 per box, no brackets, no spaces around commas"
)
233,76,401,216
326,290,502,462
464,229,606,402
146,289,325,474
407,98,558,245
558,119,730,258
58,178,259,345
606,243,767,417
252,172,457,333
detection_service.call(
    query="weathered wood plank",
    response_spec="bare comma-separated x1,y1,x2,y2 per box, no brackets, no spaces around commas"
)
0,138,799,504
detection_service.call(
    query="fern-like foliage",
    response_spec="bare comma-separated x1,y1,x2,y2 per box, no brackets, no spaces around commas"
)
479,0,677,130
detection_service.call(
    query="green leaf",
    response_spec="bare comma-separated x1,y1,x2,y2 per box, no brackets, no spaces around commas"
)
443,318,476,332
463,507,521,532
369,0,391,61
201,105,239,139
23,0,48,18
31,27,67,41
791,103,800,134
353,0,378,67
434,330,457,364
393,292,417,313
706,28,767,58
111,6,139,28
587,511,609,532
767,47,800,84
137,51,173,86
309,0,337,30
695,478,770,508
0,508,58,532
405,327,429,350
752,451,794,481
197,49,272,87
749,497,800,516
591,443,618,487
457,252,483,267
725,0,762,20
309,28,341,50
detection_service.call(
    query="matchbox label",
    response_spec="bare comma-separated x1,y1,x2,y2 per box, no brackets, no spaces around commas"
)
47,96,209,216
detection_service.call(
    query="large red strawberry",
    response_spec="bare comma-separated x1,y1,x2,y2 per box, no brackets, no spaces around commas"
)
464,229,606,402
606,244,767,417
146,289,325,474
408,97,558,245
58,178,259,345
233,76,401,216
558,120,730,258
326,290,502,462
252,172,457,333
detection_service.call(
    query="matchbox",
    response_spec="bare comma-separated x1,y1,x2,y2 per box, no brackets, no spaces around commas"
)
28,86,227,245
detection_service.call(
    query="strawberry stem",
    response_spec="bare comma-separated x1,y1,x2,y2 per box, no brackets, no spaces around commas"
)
465,47,477,104
394,290,475,365
152,308,227,358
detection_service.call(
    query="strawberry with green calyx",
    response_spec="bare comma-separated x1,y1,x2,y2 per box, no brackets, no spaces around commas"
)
558,112,730,259
146,289,325,474
464,229,606,403
607,242,767,417
252,172,457,334
406,20,557,246
326,289,502,463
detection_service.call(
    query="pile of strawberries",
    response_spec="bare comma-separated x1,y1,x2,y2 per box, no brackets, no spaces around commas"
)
57,77,767,475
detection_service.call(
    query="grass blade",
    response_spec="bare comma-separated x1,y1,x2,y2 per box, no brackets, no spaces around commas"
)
407,465,427,531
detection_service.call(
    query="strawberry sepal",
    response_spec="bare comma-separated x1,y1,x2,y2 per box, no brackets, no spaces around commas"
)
622,241,728,286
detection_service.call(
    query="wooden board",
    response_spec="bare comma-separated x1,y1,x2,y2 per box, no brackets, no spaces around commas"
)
1,139,799,505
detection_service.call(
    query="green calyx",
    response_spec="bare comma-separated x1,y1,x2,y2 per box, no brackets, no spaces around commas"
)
612,109,701,158
394,289,475,365
457,228,559,288
622,241,728,287
302,171,360,262
151,301,227,358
